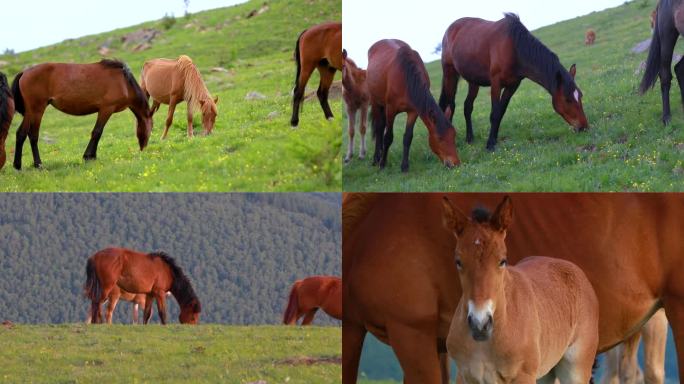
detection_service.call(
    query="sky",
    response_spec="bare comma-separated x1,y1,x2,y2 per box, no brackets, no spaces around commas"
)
0,0,247,53
343,0,628,67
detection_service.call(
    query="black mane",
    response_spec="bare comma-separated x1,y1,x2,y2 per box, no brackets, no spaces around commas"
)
99,59,149,113
471,207,491,223
504,13,576,98
0,72,11,126
396,46,450,136
148,251,201,312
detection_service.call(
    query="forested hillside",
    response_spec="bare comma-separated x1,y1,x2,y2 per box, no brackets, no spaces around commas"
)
0,193,341,324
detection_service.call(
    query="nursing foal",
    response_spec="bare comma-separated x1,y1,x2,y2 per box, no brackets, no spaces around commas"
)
443,196,599,384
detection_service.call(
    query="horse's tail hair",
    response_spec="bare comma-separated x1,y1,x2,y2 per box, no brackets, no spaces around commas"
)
640,13,662,95
83,258,101,302
10,72,25,116
283,281,301,324
293,30,305,94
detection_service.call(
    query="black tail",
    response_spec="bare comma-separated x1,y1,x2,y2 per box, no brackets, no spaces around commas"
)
640,10,662,95
293,30,304,93
11,72,25,115
83,258,101,302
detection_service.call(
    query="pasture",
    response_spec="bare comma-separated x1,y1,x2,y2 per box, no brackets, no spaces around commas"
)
343,0,684,191
0,0,341,191
0,324,340,383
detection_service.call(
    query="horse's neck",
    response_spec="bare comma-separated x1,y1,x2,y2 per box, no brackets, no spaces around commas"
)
519,62,556,95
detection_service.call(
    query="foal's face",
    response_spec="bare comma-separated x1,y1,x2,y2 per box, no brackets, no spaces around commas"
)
442,196,513,342
552,64,589,131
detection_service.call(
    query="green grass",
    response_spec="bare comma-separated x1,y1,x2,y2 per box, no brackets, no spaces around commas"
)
0,0,341,191
343,0,684,191
0,324,340,383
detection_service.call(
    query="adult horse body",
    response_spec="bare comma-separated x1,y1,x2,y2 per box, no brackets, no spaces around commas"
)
0,72,14,170
343,193,684,384
291,21,342,127
366,39,459,171
283,275,341,325
439,14,588,150
342,51,370,163
84,247,201,325
11,60,152,169
141,55,218,139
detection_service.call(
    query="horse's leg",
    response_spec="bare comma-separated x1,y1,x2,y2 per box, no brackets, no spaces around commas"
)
387,323,443,384
150,100,161,116
438,348,450,384
400,112,418,173
13,113,31,170
600,347,620,384
143,294,154,324
133,303,139,325
618,331,643,383
344,106,356,163
291,60,316,127
658,32,677,124
83,109,113,160
342,323,367,384
186,104,194,138
161,97,179,140
359,103,368,159
438,62,459,123
642,309,667,384
371,104,386,166
316,65,337,120
379,109,395,169
673,55,684,110
27,106,47,169
301,308,318,325
486,81,520,151
106,295,119,325
155,291,167,325
463,82,480,144
663,296,684,380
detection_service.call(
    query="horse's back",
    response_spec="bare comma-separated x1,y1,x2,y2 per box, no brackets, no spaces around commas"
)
367,39,428,109
141,59,180,102
300,22,342,69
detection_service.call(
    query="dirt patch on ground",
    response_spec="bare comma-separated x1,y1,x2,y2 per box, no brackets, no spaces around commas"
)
275,355,341,366
304,81,342,101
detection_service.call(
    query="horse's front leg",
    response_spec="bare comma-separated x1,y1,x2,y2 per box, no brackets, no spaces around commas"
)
13,115,30,170
143,294,154,324
401,112,418,173
673,55,684,112
186,104,194,138
344,106,357,163
161,97,178,140
83,109,113,160
155,291,168,325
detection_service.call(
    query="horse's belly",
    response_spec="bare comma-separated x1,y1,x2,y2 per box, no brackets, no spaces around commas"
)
50,99,100,116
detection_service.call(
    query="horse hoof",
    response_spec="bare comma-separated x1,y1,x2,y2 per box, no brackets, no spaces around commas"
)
662,116,671,125
486,144,496,152
13,163,21,171
359,154,366,160
344,156,352,164
401,165,409,173
34,163,43,169
290,119,299,127
83,155,96,161
327,116,335,121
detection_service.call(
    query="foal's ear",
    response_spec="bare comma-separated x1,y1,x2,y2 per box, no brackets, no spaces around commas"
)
342,49,348,59
491,196,513,233
569,64,577,79
442,196,468,236
213,96,219,104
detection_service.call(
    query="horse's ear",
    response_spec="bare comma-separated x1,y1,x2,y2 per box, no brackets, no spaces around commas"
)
342,49,348,59
569,64,577,79
442,196,468,236
213,96,219,104
491,196,513,233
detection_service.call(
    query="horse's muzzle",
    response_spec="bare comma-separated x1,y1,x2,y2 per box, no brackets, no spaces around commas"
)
467,313,493,341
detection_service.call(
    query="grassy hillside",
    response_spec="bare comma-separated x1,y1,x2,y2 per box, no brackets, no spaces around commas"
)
0,0,341,191
343,0,683,191
0,324,340,383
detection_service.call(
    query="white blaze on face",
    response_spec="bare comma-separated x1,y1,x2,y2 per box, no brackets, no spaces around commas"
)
467,299,494,324
573,89,580,102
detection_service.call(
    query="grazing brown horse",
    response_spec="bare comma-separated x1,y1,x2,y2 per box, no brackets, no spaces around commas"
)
141,55,218,139
84,247,201,325
291,21,342,127
367,39,459,171
601,309,668,384
585,29,596,45
10,60,152,169
85,285,147,324
443,197,599,383
0,72,14,170
343,193,684,384
439,14,588,151
342,50,370,163
283,275,341,325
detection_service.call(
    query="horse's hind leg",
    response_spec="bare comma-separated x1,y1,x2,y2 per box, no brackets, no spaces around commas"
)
301,308,318,325
618,331,643,383
438,62,459,123
83,109,113,160
401,112,418,173
316,65,337,120
27,106,47,169
463,82,480,144
371,104,386,166
674,55,684,111
658,33,677,124
106,295,119,325
379,109,396,169
642,309,667,384
150,100,161,116
291,60,316,127
387,322,443,384
154,291,168,325
344,106,357,163
143,294,154,324
13,115,30,170
342,323,367,384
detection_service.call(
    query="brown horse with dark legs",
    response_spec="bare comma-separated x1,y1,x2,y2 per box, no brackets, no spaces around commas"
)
367,39,459,172
10,60,152,170
283,276,341,325
84,247,201,325
439,14,588,151
141,55,218,139
343,193,684,384
342,50,370,163
0,72,14,170
291,21,342,127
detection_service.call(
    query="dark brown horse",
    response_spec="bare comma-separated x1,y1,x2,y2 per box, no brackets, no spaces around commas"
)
640,0,684,124
283,275,341,325
84,247,201,325
367,39,459,172
11,60,152,170
439,14,588,151
343,193,684,384
342,50,370,163
0,72,14,170
291,21,342,127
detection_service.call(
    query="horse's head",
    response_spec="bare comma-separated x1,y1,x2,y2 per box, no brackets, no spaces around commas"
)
427,107,460,168
200,97,218,134
441,195,513,342
136,106,153,150
179,297,201,324
552,64,588,132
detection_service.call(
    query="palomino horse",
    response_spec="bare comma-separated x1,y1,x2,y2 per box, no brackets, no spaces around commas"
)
343,193,684,384
367,39,459,171
85,285,147,324
601,309,668,384
585,29,596,45
11,60,152,169
639,0,684,124
141,55,218,139
283,275,341,325
342,50,370,163
0,72,14,170
291,21,342,127
439,14,588,151
84,247,201,325
443,197,598,383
